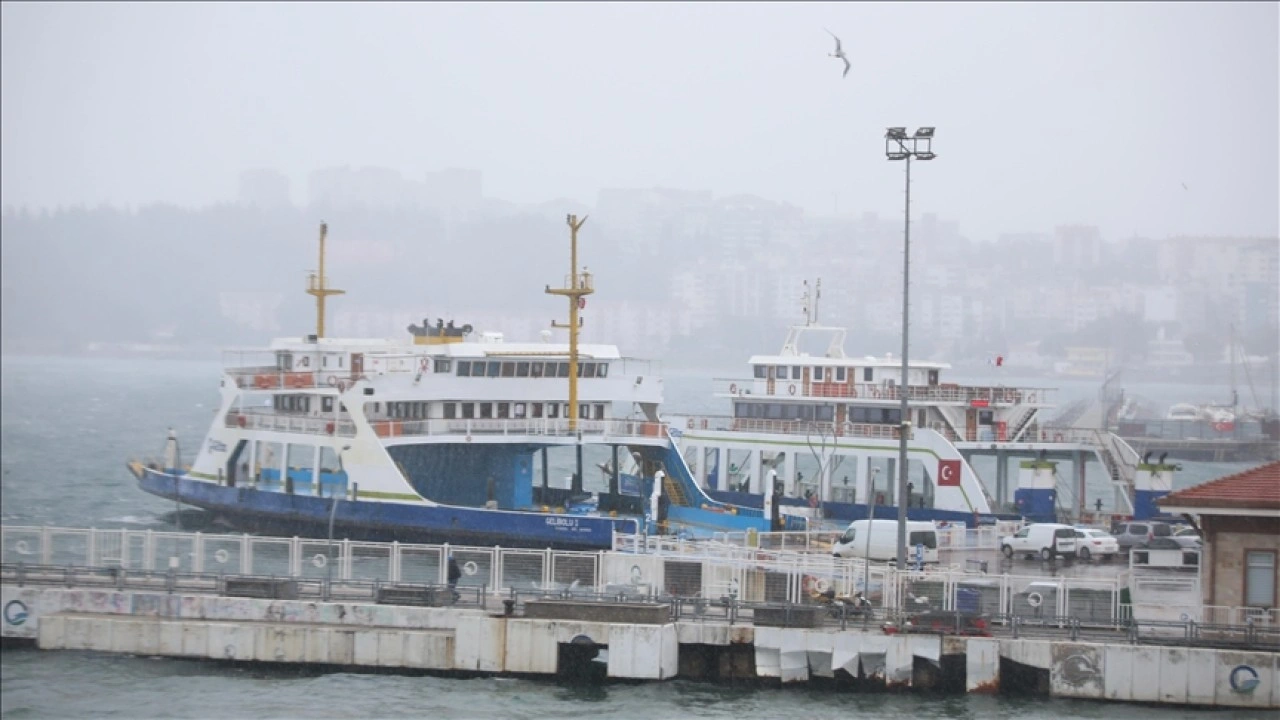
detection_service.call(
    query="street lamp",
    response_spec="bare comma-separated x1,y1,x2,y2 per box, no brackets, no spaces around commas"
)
885,126,936,569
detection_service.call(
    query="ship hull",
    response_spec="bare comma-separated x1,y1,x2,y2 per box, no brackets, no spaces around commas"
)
138,468,637,551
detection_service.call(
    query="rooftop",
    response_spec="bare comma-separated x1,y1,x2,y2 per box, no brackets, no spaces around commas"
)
1158,461,1280,514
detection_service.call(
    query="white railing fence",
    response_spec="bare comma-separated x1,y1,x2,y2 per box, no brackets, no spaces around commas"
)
2,524,1224,624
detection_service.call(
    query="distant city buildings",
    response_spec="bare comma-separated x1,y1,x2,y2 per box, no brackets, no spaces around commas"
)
214,170,1277,371
237,169,292,209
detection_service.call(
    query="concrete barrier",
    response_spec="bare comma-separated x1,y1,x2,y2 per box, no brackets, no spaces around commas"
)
7,583,1279,709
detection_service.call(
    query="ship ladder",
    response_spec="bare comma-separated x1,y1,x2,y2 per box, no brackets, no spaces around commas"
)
663,473,690,507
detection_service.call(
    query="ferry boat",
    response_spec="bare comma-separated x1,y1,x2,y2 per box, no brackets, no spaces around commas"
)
128,220,783,550
665,283,1179,526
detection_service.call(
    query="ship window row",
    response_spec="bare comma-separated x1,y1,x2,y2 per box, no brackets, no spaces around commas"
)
387,401,429,419
847,406,904,424
272,395,340,414
734,403,835,422
752,365,849,382
443,401,606,420
455,360,609,379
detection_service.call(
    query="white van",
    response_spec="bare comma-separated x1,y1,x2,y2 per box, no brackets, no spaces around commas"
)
1001,523,1077,561
831,519,939,565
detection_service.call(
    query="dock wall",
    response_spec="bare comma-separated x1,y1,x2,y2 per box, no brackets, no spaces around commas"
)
4,584,1276,709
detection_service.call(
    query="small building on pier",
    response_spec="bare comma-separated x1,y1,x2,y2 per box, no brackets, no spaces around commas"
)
1159,461,1280,611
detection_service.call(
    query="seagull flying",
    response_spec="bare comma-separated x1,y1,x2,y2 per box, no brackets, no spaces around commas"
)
1181,182,1189,191
825,29,851,78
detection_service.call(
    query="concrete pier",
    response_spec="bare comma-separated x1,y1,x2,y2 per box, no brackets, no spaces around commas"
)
4,584,1276,709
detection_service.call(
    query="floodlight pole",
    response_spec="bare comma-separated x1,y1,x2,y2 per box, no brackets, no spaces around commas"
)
885,127,935,570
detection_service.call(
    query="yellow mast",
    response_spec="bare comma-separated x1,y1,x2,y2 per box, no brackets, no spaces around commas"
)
545,214,593,432
305,222,345,338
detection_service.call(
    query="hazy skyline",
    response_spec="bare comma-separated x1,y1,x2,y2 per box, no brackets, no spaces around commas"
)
2,2,1277,241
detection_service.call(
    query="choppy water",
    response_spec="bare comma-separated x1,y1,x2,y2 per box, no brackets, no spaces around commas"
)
0,355,1260,718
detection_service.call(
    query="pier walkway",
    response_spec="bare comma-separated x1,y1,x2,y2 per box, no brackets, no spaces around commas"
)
2,525,1276,709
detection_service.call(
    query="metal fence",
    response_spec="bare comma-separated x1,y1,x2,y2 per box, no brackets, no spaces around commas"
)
0,524,1264,631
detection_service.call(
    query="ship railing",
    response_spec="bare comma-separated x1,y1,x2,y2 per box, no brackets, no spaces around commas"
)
714,378,1056,406
679,416,901,440
369,417,669,441
1,524,1223,622
224,409,357,438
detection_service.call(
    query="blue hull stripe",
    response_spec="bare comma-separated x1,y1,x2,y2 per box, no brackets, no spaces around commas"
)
139,469,635,550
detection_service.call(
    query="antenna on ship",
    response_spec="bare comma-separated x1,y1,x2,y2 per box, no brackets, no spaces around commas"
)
305,222,345,339
801,278,823,326
545,214,594,495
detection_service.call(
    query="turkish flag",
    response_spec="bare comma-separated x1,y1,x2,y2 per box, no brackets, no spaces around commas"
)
938,459,961,487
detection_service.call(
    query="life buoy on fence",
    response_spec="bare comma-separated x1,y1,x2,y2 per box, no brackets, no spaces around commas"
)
1026,591,1043,608
729,383,738,395
463,561,479,576
14,540,30,555
788,384,797,396
815,578,831,594
326,375,338,388
237,415,246,428
213,549,229,564
312,553,328,568
325,422,335,435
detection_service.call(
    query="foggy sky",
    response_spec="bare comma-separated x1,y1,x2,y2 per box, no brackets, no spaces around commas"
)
2,2,1277,241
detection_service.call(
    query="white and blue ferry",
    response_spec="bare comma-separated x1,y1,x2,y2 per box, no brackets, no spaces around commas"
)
129,220,781,549
668,281,1182,527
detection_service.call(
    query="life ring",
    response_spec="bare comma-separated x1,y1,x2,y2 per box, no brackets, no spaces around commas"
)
815,578,831,594
729,383,738,394
312,553,327,568
788,384,797,396
213,548,230,564
463,561,478,576
236,415,246,428
325,422,335,435
1026,591,1043,608
14,540,30,555
687,419,695,430
802,575,816,593
326,375,338,387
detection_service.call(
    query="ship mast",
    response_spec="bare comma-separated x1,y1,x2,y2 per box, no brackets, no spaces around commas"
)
305,222,345,338
546,215,593,495
545,214,594,431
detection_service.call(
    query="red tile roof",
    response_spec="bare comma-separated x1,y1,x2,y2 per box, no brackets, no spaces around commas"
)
1158,461,1280,512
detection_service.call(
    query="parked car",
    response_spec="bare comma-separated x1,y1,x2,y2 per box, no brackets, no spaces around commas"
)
1111,521,1173,550
1073,528,1119,561
1001,523,1077,561
1171,526,1203,549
